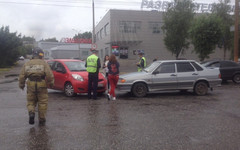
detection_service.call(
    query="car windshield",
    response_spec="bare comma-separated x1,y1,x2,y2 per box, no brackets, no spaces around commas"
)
144,62,160,73
200,61,213,67
64,61,86,72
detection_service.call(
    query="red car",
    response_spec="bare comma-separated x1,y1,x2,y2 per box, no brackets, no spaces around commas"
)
47,59,107,97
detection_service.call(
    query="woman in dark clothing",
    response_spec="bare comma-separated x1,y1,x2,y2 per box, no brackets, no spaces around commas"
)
107,54,120,100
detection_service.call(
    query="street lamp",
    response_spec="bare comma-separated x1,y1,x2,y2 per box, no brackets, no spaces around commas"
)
72,29,81,60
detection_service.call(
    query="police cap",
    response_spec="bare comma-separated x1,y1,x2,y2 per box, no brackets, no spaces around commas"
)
90,49,99,53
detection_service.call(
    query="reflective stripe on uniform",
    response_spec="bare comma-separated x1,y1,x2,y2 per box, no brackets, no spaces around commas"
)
86,55,98,73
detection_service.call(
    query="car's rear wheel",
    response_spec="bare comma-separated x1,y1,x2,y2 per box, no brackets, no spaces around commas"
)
131,82,147,97
64,82,76,97
194,81,208,96
232,74,240,84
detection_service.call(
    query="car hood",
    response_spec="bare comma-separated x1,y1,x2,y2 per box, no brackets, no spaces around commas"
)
120,71,148,79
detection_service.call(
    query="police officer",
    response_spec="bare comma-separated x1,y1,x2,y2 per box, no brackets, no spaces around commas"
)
19,47,54,126
136,50,146,72
85,49,101,100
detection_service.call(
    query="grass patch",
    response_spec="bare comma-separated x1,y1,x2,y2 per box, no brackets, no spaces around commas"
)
0,68,11,71
0,68,11,74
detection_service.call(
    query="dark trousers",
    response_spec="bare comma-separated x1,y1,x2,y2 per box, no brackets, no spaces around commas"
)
88,73,98,99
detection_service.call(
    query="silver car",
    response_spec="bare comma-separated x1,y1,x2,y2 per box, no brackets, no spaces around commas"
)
117,60,221,97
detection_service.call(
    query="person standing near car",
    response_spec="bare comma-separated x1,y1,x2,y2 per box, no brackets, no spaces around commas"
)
107,54,120,100
19,47,54,126
102,55,109,89
136,50,146,72
85,49,101,100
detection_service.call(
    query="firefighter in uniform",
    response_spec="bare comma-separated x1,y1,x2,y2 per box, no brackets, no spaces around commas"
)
19,47,54,126
85,49,101,100
136,50,146,72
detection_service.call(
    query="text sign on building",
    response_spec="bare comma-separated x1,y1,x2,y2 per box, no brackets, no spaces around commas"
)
112,46,119,56
60,38,92,44
141,0,235,13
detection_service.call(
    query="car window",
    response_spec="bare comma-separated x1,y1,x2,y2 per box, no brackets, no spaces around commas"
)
191,62,203,71
144,62,160,73
208,62,220,67
53,62,65,71
221,61,239,67
47,61,55,70
155,62,175,73
64,61,86,71
177,62,195,72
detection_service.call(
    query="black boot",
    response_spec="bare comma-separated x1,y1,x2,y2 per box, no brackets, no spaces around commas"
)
39,118,46,126
29,112,35,125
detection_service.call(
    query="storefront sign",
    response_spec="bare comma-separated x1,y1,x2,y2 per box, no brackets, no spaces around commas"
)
111,46,119,56
141,0,235,13
60,38,92,44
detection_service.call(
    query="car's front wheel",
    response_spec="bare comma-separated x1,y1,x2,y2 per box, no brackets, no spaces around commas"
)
131,82,147,97
64,82,76,97
194,81,208,96
232,74,240,84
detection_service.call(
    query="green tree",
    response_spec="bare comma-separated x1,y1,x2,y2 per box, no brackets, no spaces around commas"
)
0,26,23,67
40,37,58,42
73,31,92,39
211,0,233,59
189,14,223,61
22,35,35,43
20,36,35,56
162,0,195,59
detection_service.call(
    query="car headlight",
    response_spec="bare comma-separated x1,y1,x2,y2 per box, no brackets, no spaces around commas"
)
119,78,126,83
72,74,84,81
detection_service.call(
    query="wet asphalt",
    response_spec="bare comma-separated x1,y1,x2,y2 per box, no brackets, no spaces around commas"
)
0,60,240,150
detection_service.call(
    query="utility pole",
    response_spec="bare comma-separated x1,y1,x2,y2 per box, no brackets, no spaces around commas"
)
72,29,81,60
234,0,239,62
92,0,95,44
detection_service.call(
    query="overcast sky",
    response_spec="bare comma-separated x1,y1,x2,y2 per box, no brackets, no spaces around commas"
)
0,0,232,41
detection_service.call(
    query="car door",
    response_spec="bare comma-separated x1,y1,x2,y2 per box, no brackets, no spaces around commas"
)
220,61,239,80
151,62,177,90
52,61,67,90
176,62,198,89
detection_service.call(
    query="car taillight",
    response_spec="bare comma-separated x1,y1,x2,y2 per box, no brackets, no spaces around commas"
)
218,74,221,79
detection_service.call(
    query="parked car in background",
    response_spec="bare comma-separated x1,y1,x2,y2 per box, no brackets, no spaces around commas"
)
19,56,24,60
47,59,107,97
201,60,240,84
117,60,221,97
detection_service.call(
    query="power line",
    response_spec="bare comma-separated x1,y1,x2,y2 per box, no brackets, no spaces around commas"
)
0,0,141,8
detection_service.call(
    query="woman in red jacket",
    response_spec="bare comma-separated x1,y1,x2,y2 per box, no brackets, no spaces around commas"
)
107,54,120,100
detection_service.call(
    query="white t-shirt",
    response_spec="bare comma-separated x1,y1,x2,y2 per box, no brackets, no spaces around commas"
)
104,60,109,73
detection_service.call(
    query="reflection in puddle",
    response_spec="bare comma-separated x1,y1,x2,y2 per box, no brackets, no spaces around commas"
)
28,127,51,150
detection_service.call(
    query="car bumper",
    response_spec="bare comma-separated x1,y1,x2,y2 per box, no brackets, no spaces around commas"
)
73,80,107,93
117,83,132,92
208,79,222,87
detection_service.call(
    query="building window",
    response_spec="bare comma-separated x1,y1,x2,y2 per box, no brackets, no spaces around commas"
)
119,21,141,33
100,28,103,39
82,51,89,56
149,22,161,34
104,23,110,36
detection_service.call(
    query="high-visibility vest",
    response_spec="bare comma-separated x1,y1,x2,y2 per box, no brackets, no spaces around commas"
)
138,57,146,72
86,54,98,73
